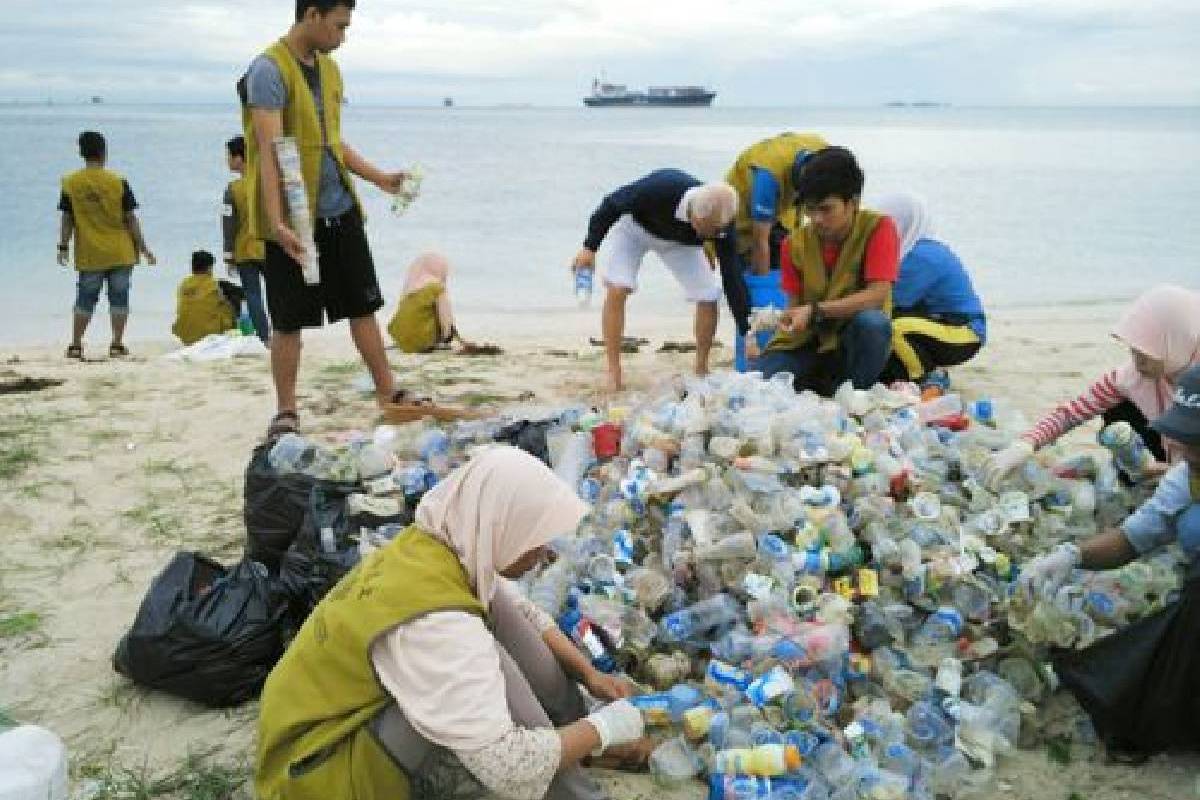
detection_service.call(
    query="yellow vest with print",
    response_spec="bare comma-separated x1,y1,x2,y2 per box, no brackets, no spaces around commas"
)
172,274,236,346
725,133,829,257
61,168,138,272
228,176,266,263
255,526,486,800
767,208,892,354
387,283,444,354
243,40,363,242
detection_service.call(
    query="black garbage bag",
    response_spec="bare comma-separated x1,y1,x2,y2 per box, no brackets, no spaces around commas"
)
1053,576,1200,755
494,419,557,466
243,443,318,573
113,553,286,707
276,483,411,624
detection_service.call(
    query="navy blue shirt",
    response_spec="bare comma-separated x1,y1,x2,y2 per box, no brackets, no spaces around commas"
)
585,169,707,251
893,238,988,343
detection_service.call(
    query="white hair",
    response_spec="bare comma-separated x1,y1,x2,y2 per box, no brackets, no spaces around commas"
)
689,183,739,226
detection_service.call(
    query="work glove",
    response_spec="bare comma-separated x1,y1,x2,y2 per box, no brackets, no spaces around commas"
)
1018,543,1080,600
982,440,1034,492
585,699,645,753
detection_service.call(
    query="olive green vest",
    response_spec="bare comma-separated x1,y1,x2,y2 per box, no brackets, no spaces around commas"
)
228,176,266,263
61,168,138,271
255,527,486,800
768,208,891,354
387,283,444,354
244,40,363,242
172,274,236,345
725,133,828,256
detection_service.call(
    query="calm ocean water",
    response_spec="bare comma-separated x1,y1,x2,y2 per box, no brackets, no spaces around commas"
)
1,104,1197,345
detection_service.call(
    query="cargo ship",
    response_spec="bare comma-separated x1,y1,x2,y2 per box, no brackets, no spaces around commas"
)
583,78,716,107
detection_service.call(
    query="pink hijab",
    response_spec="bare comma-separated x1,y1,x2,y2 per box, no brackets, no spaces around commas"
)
415,445,588,608
402,251,456,335
1112,285,1200,455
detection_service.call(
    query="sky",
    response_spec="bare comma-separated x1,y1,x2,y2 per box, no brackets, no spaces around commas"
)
3,0,1198,107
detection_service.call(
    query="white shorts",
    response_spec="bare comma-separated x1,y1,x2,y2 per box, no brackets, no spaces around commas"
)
601,216,722,304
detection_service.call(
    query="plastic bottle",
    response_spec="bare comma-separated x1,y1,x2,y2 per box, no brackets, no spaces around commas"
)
661,594,740,642
746,666,796,707
390,163,424,216
935,658,963,698
713,744,803,777
556,597,616,673
649,737,704,787
574,266,595,308
268,432,314,474
917,393,963,424
237,311,255,337
1098,421,1153,481
905,701,953,752
554,432,594,497
0,724,68,800
630,684,705,726
696,531,758,562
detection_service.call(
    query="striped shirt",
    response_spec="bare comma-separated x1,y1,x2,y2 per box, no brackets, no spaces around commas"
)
1023,370,1126,448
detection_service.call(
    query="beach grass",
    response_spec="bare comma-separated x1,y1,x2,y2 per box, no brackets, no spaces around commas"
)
77,751,250,800
0,611,42,639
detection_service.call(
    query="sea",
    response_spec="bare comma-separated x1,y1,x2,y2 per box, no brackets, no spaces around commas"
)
1,103,1197,346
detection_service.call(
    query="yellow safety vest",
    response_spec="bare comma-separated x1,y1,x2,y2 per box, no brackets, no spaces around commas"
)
61,168,138,272
255,527,486,800
725,133,828,257
171,274,236,345
243,40,363,242
768,208,892,354
387,283,444,354
228,176,266,263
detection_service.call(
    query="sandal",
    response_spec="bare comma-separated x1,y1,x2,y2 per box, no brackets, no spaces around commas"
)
65,344,83,360
389,389,434,407
109,343,129,359
266,410,299,439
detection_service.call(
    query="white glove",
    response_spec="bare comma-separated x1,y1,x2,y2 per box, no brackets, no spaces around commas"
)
1018,543,1081,600
585,699,645,753
983,440,1034,492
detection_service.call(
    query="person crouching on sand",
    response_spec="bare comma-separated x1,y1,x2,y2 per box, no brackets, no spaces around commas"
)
387,252,472,353
172,250,238,346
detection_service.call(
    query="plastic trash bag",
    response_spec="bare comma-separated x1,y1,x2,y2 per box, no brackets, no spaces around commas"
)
243,443,318,573
163,332,267,362
1053,576,1200,754
113,553,285,707
493,418,557,466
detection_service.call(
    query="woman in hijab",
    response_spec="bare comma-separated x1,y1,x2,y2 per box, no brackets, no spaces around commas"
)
388,251,468,353
984,284,1200,490
873,192,988,384
256,446,646,800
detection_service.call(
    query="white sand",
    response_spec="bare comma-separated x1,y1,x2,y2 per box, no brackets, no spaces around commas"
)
0,302,1196,798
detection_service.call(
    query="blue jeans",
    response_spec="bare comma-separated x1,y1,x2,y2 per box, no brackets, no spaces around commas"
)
237,263,270,343
75,267,133,316
757,309,893,394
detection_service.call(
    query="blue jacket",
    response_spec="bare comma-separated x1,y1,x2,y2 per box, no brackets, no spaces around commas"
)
893,239,987,343
585,169,705,250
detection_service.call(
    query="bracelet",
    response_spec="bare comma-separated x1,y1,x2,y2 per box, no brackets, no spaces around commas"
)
810,301,826,327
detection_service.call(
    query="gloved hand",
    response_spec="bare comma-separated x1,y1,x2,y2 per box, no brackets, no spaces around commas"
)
982,440,1034,492
585,699,644,753
1018,542,1081,600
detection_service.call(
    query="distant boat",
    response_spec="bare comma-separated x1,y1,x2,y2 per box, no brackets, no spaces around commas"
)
443,97,454,108
90,96,103,105
584,78,715,108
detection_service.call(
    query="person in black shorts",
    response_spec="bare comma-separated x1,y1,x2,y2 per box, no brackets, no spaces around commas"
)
240,0,414,436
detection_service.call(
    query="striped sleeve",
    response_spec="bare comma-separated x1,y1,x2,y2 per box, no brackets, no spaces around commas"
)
1022,370,1127,448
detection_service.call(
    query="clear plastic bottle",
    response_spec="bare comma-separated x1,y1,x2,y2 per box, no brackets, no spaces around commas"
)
649,736,704,787
661,594,740,642
574,266,595,308
1098,421,1153,481
712,744,802,777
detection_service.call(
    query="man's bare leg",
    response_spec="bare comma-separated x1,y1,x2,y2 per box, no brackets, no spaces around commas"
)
110,312,128,349
695,300,718,376
70,312,90,349
602,286,631,393
349,315,398,406
271,330,302,415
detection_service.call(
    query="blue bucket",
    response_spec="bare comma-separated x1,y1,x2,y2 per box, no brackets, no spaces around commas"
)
734,271,788,372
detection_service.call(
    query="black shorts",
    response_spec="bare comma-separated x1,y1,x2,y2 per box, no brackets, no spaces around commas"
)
262,207,384,333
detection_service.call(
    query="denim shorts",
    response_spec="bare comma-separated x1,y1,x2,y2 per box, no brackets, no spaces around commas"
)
75,267,133,315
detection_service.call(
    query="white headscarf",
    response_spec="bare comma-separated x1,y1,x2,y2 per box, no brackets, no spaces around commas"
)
415,445,589,608
873,192,937,261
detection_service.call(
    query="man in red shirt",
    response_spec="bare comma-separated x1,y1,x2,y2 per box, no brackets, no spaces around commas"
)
757,147,899,395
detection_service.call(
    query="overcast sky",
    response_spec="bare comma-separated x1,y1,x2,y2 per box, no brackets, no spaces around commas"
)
3,0,1198,106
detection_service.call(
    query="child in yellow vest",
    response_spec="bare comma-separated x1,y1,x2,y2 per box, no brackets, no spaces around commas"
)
172,251,237,346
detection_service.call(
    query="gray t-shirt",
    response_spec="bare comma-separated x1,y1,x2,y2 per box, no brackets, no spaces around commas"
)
246,54,355,219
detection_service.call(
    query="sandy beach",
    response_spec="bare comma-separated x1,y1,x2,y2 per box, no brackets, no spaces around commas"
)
1,302,1197,799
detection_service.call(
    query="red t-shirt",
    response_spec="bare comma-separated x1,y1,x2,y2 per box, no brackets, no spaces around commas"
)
780,216,900,296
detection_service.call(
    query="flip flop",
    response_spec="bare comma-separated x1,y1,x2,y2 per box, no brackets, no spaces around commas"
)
109,343,129,358
65,344,83,360
266,410,299,439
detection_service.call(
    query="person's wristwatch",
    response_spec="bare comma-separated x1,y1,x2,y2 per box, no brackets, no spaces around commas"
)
810,301,826,327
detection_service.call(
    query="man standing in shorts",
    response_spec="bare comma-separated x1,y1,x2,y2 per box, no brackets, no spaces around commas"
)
242,0,408,436
571,170,738,393
57,130,155,360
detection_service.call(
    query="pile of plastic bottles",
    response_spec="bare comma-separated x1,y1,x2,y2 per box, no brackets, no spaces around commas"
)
512,372,1186,799
265,370,1187,798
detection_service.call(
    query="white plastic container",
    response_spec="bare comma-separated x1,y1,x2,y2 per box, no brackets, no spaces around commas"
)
0,725,68,800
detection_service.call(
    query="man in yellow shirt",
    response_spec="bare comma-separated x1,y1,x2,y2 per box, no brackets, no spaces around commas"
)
222,135,270,343
172,251,238,346
57,131,155,359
